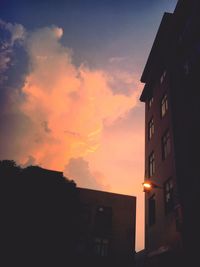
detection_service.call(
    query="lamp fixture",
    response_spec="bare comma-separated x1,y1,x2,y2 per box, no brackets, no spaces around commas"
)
142,180,162,192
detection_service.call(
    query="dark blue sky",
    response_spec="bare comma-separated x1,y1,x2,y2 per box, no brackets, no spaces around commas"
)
1,0,177,71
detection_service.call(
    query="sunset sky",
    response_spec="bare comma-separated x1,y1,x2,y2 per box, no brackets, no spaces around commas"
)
0,0,177,251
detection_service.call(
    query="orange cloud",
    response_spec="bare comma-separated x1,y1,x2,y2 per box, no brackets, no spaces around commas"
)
64,157,110,191
16,26,142,172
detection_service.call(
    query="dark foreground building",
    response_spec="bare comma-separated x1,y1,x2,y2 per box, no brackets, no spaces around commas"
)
1,160,136,267
140,0,200,266
1,160,80,267
76,188,136,267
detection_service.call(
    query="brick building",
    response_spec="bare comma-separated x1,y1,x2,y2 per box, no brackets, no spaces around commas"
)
140,0,200,265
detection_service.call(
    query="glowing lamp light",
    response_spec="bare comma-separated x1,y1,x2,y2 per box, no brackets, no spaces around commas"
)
143,181,152,192
142,180,162,192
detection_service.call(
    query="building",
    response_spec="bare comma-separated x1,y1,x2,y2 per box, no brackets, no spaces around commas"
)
77,187,136,267
140,0,200,266
1,161,137,266
1,161,81,267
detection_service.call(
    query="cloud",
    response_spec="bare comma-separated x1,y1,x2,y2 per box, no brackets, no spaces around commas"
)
107,71,141,96
109,56,126,63
0,21,142,190
0,19,26,84
0,19,26,44
52,27,63,39
21,155,36,167
64,157,109,190
41,121,52,133
0,52,10,74
0,111,35,160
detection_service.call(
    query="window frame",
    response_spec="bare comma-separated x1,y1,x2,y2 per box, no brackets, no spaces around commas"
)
148,96,154,109
94,206,112,237
148,117,155,140
148,194,156,226
160,70,167,84
164,178,174,214
161,93,168,118
94,238,109,257
162,129,171,160
148,151,155,177
183,61,190,75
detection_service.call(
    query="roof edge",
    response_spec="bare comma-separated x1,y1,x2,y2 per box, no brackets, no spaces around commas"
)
140,12,173,83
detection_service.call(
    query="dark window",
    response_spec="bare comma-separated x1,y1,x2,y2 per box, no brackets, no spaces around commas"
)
179,18,192,43
162,130,171,159
81,204,91,224
148,117,154,140
160,70,167,84
148,195,156,226
174,204,183,232
94,238,109,257
161,93,168,117
164,178,174,214
94,206,112,238
183,62,190,75
149,152,155,177
148,96,154,109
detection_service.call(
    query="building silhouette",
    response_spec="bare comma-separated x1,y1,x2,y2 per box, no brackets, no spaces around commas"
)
1,160,136,267
76,188,136,267
140,0,200,266
1,161,81,267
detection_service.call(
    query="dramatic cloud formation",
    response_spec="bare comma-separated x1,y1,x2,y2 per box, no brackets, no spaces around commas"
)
0,20,142,180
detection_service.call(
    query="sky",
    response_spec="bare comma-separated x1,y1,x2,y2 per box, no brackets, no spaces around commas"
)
0,0,177,252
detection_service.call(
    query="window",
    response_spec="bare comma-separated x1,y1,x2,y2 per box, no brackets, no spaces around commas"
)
148,117,154,140
94,206,112,237
164,178,174,214
160,70,167,84
161,93,168,117
149,152,155,177
162,130,171,159
94,238,109,257
148,195,156,226
174,204,183,232
148,96,154,109
179,18,192,43
81,204,91,224
183,62,190,75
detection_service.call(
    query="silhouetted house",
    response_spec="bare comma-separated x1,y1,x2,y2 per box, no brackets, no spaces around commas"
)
1,161,136,266
1,161,80,267
77,188,136,267
140,0,200,266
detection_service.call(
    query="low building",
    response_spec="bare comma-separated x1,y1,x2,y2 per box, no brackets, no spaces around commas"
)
1,161,80,267
77,187,136,267
1,160,137,266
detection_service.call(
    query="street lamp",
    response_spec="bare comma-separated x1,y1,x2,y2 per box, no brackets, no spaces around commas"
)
142,180,162,193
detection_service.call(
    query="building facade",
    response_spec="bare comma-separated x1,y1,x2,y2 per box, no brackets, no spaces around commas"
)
77,188,136,267
140,0,200,265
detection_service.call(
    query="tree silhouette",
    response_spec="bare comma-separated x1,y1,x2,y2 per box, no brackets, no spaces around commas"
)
1,160,81,267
